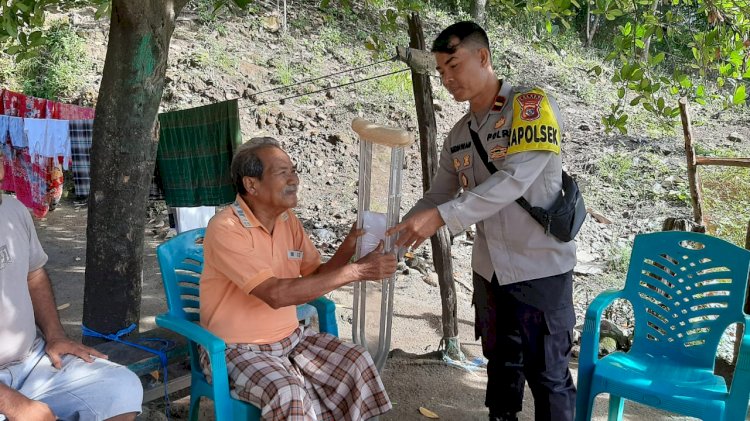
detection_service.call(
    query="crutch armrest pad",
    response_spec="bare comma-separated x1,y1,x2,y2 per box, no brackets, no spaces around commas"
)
351,118,413,147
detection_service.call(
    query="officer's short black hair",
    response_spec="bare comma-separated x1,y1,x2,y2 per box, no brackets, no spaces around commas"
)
232,137,280,194
431,21,490,55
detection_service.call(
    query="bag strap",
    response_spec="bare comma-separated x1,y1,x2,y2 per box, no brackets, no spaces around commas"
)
466,122,538,217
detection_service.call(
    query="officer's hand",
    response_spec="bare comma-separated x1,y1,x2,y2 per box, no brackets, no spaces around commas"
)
352,241,397,281
387,208,445,251
45,336,108,369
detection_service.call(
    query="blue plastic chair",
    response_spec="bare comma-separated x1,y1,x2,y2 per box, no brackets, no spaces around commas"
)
155,228,339,421
575,231,750,421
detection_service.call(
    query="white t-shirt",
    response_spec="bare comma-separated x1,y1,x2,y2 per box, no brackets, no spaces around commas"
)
0,194,48,366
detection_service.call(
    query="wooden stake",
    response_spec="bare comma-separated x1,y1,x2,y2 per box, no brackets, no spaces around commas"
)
695,157,750,168
407,12,462,360
678,97,705,227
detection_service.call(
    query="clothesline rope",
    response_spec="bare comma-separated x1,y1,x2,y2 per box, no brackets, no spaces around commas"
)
248,55,398,97
242,67,410,107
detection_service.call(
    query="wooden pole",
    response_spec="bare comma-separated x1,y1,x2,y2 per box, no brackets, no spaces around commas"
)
695,157,750,168
678,97,705,228
407,12,463,361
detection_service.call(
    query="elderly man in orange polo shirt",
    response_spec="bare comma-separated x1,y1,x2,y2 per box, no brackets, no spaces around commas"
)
199,137,396,421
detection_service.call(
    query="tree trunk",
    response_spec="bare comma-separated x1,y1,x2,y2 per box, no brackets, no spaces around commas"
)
82,0,189,343
407,13,463,361
471,0,487,26
639,0,661,61
585,0,600,47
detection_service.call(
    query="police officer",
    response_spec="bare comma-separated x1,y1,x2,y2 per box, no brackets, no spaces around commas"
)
388,21,577,421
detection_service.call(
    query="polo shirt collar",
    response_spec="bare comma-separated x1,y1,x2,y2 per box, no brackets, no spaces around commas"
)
231,194,290,230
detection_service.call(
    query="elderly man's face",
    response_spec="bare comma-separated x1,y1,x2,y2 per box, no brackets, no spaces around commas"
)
252,147,299,211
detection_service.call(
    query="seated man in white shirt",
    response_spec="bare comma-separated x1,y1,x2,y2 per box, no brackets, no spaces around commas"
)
0,149,143,421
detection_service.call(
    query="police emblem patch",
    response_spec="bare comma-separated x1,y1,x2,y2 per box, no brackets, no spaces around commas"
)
489,145,507,160
494,116,506,129
463,154,471,167
453,158,461,171
460,172,469,188
517,92,544,121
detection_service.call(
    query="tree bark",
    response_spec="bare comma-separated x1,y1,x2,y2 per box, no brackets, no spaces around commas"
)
82,0,189,343
678,97,705,228
471,0,487,26
585,0,600,47
407,13,462,361
639,0,661,61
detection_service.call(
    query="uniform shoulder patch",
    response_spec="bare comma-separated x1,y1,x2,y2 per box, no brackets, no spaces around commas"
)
508,88,561,155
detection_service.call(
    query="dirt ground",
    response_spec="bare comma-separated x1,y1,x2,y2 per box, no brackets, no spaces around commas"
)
35,197,716,421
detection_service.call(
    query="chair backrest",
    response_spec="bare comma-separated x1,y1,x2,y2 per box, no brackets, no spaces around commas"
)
623,231,750,367
157,228,206,323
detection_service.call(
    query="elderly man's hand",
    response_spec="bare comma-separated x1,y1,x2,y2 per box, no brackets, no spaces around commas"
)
4,397,56,421
352,241,397,281
339,223,365,256
44,336,108,369
386,208,445,251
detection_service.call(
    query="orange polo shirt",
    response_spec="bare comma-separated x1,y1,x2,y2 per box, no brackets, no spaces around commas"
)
200,195,321,344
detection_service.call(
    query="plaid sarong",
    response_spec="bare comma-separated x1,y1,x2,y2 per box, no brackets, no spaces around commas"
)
156,100,241,207
69,119,93,198
201,327,391,421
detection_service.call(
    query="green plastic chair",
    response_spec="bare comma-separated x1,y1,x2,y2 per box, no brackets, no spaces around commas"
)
155,228,339,421
575,231,750,421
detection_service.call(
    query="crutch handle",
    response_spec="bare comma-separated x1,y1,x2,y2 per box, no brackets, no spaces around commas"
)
352,118,413,147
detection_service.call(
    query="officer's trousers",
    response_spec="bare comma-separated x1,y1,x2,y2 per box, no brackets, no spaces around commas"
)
472,271,576,421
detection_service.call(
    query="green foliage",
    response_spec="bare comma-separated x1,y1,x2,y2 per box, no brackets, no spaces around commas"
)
1,0,51,59
192,40,238,74
607,244,632,273
702,166,750,247
597,152,634,184
16,19,90,100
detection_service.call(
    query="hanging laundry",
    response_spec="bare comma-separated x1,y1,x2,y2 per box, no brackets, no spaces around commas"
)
156,99,242,207
22,118,70,217
4,147,38,215
1,90,46,118
174,206,217,233
0,116,24,194
0,115,12,192
0,89,4,114
0,115,9,153
46,100,61,119
24,118,71,168
57,103,95,120
69,119,93,199
6,116,25,148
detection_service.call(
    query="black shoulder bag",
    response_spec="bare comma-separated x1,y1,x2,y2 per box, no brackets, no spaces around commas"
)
467,123,586,242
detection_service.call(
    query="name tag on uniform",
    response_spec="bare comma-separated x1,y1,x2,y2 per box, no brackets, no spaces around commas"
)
288,250,303,260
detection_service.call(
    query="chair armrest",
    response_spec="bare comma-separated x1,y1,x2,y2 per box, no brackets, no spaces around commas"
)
308,296,339,337
579,289,625,365
156,313,226,354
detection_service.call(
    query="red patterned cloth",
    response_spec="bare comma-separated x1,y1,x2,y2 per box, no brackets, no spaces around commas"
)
57,103,94,120
2,90,46,118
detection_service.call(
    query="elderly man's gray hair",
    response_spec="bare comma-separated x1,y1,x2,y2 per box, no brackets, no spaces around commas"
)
232,137,281,194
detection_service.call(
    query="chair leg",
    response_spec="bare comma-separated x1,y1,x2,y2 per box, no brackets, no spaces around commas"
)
607,395,624,421
574,380,595,421
189,395,201,421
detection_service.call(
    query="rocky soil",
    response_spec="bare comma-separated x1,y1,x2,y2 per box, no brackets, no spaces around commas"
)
26,2,750,420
